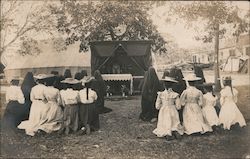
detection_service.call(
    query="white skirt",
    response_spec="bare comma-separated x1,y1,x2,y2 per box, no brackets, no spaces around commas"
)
183,103,212,135
202,106,219,126
18,100,50,136
153,105,183,137
219,101,246,130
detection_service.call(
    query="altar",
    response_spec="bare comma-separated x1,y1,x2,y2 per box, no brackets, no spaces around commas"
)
101,74,133,95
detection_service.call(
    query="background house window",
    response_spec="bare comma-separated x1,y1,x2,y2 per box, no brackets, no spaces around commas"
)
229,49,236,56
246,47,250,56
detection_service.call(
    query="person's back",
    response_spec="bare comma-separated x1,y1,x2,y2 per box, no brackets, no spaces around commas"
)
79,88,97,104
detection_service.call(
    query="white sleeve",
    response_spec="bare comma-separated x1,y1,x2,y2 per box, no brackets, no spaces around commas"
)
155,92,162,110
5,87,10,103
30,88,35,102
17,88,25,104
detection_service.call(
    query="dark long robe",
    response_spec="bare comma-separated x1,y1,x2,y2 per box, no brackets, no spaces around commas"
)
140,67,163,121
93,70,112,114
21,72,36,120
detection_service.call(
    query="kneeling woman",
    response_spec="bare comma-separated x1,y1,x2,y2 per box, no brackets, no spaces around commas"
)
180,74,212,135
2,77,25,131
60,78,81,134
153,76,184,140
78,76,98,135
18,74,51,136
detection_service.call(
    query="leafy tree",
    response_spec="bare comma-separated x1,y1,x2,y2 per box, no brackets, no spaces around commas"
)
50,0,167,54
0,0,55,65
169,1,250,92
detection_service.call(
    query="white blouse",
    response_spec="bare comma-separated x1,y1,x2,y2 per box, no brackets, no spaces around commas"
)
220,86,238,105
79,88,97,104
203,93,217,108
44,86,61,104
30,84,47,102
60,89,79,106
6,85,25,104
156,89,181,110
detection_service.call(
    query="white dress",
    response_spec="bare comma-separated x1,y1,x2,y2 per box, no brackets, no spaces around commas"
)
153,89,184,137
219,86,246,130
180,86,212,135
38,86,63,133
202,93,219,126
18,84,50,136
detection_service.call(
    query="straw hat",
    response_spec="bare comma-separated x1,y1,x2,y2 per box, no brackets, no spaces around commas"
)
34,74,55,80
161,76,178,83
183,73,201,81
61,78,81,84
81,76,95,85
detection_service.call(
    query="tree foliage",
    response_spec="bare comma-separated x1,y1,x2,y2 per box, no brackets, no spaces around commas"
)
50,0,167,54
169,1,250,43
0,0,55,60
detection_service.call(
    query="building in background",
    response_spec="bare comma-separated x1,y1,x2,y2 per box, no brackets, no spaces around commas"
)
4,39,91,82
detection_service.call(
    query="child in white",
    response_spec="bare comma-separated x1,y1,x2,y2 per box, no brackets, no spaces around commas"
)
202,85,219,128
153,77,183,140
219,77,246,130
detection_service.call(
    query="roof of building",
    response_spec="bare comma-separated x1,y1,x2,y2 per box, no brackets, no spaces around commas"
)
5,40,91,70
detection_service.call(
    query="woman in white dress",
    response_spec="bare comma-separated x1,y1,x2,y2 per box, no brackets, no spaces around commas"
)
60,78,81,134
18,74,53,136
180,74,212,135
153,76,184,140
202,84,219,129
219,76,246,130
38,77,64,133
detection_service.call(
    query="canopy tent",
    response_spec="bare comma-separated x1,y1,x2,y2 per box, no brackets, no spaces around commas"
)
90,40,153,76
222,55,249,73
89,40,153,95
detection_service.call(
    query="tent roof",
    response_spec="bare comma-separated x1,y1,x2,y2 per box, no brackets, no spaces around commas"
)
5,40,91,70
90,40,152,57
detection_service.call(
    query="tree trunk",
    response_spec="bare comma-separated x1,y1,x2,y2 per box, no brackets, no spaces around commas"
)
214,23,221,93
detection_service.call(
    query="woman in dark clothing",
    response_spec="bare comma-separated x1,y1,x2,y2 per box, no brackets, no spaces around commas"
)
21,72,36,120
194,66,206,93
93,70,112,114
140,67,163,122
63,69,72,79
169,67,187,123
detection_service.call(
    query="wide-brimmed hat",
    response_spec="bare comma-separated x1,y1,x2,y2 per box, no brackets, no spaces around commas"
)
34,74,55,80
161,76,178,83
183,73,201,81
81,76,95,85
61,78,81,84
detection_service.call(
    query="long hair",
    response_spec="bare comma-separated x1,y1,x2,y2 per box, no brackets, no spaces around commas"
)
224,80,234,96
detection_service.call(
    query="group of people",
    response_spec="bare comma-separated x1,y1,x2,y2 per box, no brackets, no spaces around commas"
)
140,66,246,140
2,69,112,136
2,66,247,140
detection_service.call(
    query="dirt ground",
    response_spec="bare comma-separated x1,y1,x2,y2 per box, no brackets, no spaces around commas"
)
1,85,250,159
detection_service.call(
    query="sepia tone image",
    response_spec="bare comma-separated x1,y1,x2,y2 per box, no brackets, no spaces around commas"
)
0,0,249,158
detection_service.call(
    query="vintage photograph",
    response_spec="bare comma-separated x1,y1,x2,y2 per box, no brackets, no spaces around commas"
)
0,0,249,158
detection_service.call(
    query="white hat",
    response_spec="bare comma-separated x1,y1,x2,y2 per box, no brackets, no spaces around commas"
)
183,73,201,81
161,76,178,83
61,78,81,84
34,74,55,80
81,76,95,85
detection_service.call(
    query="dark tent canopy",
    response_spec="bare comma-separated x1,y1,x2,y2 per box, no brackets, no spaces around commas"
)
90,40,153,76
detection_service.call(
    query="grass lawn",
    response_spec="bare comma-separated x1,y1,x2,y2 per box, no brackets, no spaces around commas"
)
1,85,250,158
